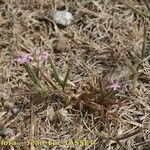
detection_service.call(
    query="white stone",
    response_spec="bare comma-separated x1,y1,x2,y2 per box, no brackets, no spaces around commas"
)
11,107,20,115
53,11,73,26
3,127,14,136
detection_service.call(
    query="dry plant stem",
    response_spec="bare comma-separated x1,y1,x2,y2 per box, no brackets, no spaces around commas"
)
30,99,35,150
95,132,128,150
115,140,128,150
39,68,57,89
96,128,142,150
124,2,150,18
142,21,147,60
98,77,105,99
112,128,142,150
136,21,148,71
143,0,150,11
115,127,142,141
137,54,150,69
76,2,99,17
139,54,150,64
128,64,139,88
10,91,40,96
128,48,150,87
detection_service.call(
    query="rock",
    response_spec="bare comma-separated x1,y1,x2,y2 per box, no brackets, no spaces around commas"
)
53,11,73,26
2,127,14,136
11,107,20,115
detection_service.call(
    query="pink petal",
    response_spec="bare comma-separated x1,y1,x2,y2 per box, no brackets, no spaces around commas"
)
17,53,32,64
41,51,49,59
110,80,121,91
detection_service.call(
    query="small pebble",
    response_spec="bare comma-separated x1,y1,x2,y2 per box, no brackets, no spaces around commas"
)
53,11,73,26
11,107,20,115
2,127,13,136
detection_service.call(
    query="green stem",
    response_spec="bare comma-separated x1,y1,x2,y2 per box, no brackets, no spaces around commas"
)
62,68,71,90
24,63,42,88
48,58,62,86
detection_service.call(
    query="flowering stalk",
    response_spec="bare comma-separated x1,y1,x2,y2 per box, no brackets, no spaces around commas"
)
105,80,121,98
41,51,49,60
110,80,121,91
103,80,121,100
17,53,42,89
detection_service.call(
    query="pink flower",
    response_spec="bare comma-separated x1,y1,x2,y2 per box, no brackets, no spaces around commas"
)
110,80,121,91
41,51,49,60
17,53,32,64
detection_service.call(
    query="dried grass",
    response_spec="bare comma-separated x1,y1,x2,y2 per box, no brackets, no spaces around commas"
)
0,0,150,150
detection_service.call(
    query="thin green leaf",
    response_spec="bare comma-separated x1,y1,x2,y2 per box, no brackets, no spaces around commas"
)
102,89,114,100
62,68,71,89
24,63,42,88
59,75,75,87
48,58,62,86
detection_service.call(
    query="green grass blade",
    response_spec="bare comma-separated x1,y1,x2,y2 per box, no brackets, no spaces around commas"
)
24,63,42,88
62,68,71,89
48,58,62,86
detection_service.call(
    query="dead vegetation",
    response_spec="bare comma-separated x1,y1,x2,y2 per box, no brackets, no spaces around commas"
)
0,0,150,150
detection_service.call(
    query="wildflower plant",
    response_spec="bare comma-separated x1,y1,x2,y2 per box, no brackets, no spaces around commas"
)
41,51,49,60
17,50,122,104
17,53,32,64
97,77,121,102
17,51,74,91
17,53,42,89
110,80,121,91
48,57,74,89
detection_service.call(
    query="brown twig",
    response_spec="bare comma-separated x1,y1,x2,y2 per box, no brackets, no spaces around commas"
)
115,127,142,141
124,2,150,18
